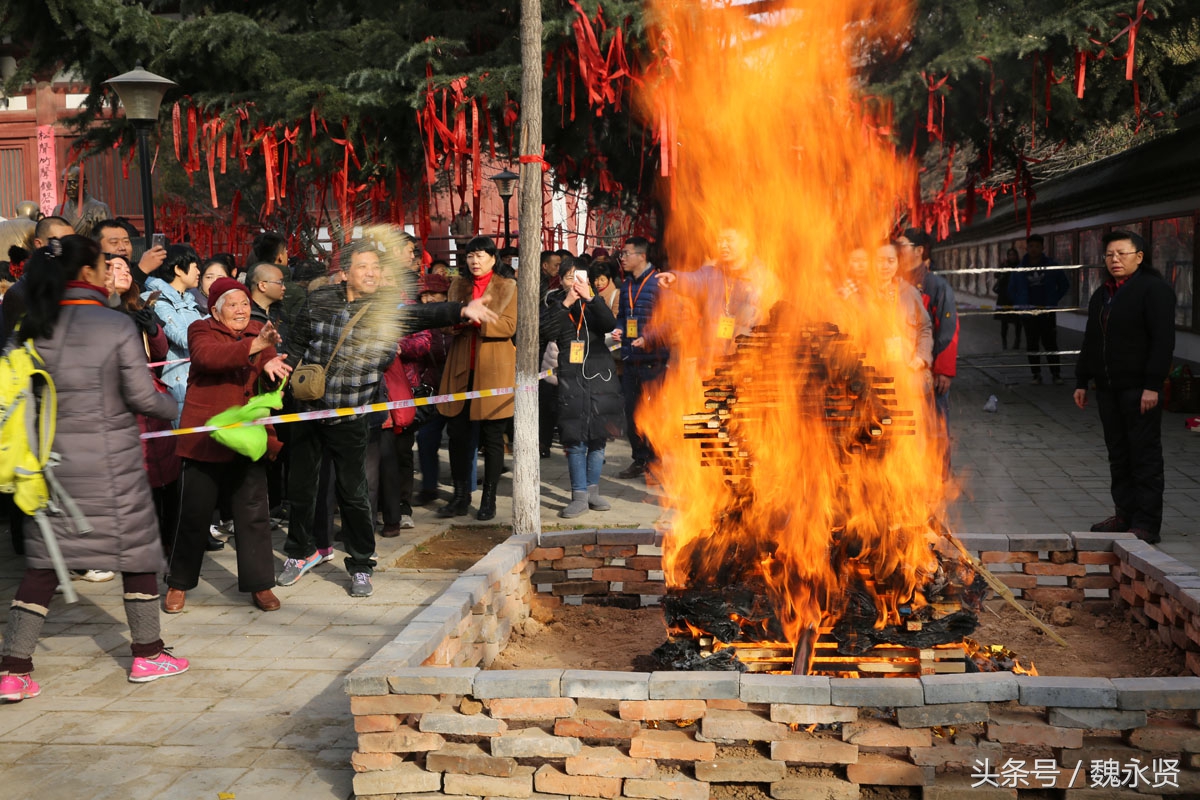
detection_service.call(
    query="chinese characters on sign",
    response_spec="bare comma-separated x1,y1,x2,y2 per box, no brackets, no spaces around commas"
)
36,125,57,216
972,757,1180,790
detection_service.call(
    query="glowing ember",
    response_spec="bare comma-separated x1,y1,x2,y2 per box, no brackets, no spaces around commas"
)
636,0,972,671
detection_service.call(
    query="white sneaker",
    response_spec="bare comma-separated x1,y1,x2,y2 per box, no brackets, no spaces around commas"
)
73,570,116,583
399,514,415,529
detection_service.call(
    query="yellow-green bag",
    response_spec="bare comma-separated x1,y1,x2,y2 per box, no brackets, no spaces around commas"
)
208,386,285,460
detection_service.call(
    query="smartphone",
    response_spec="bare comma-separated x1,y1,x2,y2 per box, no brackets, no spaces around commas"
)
144,290,162,308
151,233,167,250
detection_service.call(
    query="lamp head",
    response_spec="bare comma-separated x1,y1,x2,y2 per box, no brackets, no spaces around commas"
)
490,169,519,199
104,63,176,124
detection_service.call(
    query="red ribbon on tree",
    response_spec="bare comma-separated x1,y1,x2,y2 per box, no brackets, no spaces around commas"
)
1111,0,1155,82
921,71,950,142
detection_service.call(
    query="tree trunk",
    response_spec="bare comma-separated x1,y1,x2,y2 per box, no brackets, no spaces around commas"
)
512,0,543,540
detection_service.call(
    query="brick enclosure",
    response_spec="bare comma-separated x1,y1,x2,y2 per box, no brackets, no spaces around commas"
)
345,529,1200,799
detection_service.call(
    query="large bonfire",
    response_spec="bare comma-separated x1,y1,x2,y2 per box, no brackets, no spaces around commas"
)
635,0,982,674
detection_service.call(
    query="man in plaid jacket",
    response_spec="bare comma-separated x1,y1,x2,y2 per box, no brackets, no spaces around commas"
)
278,239,496,597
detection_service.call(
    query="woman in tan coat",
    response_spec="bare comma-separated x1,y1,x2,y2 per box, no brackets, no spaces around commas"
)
437,236,518,520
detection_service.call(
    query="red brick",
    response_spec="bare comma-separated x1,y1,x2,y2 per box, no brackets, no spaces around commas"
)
844,753,933,786
534,764,622,798
841,721,931,748
1126,719,1200,752
770,704,857,725
354,714,400,733
628,556,664,571
583,543,638,558
1078,551,1120,565
624,776,709,800
351,751,400,772
1119,583,1144,608
997,574,1037,590
555,709,641,740
530,546,566,562
350,694,439,715
531,593,562,613
701,709,786,742
488,697,578,720
986,711,1083,749
620,700,707,721
592,567,649,582
427,742,517,777
553,556,606,570
622,581,667,594
705,699,749,711
443,766,534,797
566,745,657,778
1188,651,1200,677
629,729,716,761
1069,575,1118,590
981,551,1038,563
1024,562,1087,577
770,733,858,764
1049,550,1078,564
357,727,446,753
694,758,786,783
908,741,1002,768
552,580,608,596
1133,580,1151,600
1025,586,1085,606
1145,602,1166,624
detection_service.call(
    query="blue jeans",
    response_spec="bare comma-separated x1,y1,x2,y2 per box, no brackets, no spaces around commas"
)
565,440,606,492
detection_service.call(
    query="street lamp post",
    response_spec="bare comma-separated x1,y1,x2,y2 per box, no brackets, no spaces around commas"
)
491,169,519,249
104,64,176,252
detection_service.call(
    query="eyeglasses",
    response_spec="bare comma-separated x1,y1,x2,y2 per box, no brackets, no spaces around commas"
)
1104,251,1140,260
618,252,635,259
260,280,286,286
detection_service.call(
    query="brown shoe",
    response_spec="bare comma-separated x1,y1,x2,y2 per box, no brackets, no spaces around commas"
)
253,589,281,612
380,523,402,538
163,588,186,614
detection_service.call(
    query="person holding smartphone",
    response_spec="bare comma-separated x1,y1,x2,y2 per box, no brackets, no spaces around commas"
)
141,245,205,424
540,257,623,518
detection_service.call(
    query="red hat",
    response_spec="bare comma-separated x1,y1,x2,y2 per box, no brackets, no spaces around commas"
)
208,276,250,312
419,274,451,294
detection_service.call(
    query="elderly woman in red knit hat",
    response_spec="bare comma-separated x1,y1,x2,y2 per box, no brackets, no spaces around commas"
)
164,277,292,613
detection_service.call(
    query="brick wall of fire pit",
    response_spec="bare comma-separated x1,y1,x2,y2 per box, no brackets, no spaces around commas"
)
345,529,1200,798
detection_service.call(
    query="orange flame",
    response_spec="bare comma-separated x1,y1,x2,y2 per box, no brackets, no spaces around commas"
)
636,0,956,651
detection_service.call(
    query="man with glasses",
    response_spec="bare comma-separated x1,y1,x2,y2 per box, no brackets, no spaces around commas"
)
248,261,289,343
896,228,958,475
1074,231,1176,544
613,236,666,479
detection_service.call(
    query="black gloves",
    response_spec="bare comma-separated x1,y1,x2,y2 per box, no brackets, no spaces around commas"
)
131,307,160,337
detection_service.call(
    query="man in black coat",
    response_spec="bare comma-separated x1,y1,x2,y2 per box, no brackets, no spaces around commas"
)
1074,230,1176,544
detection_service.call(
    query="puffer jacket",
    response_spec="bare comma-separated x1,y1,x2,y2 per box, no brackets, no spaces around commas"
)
1076,268,1176,392
20,285,178,573
540,290,624,444
141,276,205,421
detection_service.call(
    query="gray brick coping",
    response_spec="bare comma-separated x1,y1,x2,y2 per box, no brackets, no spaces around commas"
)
473,669,565,699
1016,676,1118,709
1006,533,1073,551
740,674,831,705
561,670,651,700
1069,531,1137,551
597,528,657,545
388,668,479,696
1110,677,1200,710
648,671,740,700
830,677,925,707
920,673,1019,704
537,529,598,546
954,533,1011,552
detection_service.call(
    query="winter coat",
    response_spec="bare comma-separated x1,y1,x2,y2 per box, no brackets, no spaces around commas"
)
906,265,959,378
21,285,178,573
1076,268,1176,393
616,266,667,365
177,317,282,463
541,291,624,444
1009,255,1070,309
439,272,518,420
141,276,205,419
382,329,432,431
121,307,179,488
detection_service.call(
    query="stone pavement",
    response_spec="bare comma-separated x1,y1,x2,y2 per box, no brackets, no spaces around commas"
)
1,307,1198,799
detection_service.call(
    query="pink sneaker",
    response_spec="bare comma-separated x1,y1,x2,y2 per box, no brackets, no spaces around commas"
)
128,649,189,683
0,673,41,702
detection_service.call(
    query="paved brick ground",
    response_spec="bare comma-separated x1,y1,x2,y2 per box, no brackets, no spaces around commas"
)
0,308,1197,799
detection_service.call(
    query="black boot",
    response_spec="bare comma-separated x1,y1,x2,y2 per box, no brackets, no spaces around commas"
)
437,481,471,518
477,482,498,521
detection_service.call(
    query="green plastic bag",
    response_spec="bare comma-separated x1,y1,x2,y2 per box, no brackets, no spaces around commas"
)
207,386,285,460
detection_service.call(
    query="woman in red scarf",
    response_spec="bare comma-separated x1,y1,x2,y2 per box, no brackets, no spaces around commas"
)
436,236,518,521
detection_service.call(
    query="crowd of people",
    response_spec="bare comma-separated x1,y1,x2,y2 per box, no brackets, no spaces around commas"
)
0,208,1177,703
